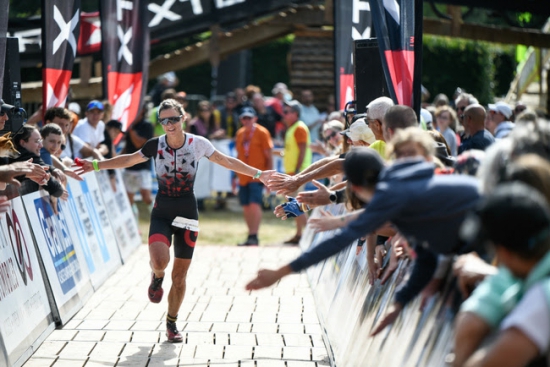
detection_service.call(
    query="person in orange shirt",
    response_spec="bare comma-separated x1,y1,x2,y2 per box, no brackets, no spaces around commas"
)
235,107,273,246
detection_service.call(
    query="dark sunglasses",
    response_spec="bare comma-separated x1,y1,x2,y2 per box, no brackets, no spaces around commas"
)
457,106,466,112
324,131,337,141
159,115,182,125
283,109,294,115
0,111,5,117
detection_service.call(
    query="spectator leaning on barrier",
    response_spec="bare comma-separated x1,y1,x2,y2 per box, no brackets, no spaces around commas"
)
9,125,66,198
235,107,273,247
454,183,550,367
44,107,103,164
247,127,481,336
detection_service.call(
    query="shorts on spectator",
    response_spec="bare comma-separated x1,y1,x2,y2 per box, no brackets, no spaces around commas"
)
238,182,264,206
123,169,153,193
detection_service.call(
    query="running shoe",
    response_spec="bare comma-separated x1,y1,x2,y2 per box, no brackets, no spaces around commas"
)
148,273,164,303
166,321,183,343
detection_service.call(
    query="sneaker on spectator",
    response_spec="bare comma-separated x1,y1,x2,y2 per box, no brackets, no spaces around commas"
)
166,321,183,343
148,273,164,303
283,235,301,245
238,237,259,246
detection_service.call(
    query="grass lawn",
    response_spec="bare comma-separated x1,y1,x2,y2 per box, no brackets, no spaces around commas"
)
136,197,297,246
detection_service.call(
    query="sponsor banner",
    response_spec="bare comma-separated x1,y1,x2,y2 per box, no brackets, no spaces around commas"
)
0,197,54,364
101,0,149,131
96,170,141,262
21,191,91,324
334,0,372,110
301,205,455,366
41,0,81,108
67,173,121,288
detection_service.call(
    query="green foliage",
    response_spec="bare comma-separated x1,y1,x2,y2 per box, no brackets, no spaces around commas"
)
422,35,516,105
251,35,293,94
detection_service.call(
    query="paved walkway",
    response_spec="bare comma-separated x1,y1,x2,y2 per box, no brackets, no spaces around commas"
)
24,245,330,367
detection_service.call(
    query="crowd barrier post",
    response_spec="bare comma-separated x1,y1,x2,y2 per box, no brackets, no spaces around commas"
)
300,205,456,367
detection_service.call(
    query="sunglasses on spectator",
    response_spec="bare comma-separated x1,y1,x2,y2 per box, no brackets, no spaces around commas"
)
457,106,466,112
324,131,337,141
159,115,182,125
0,111,5,117
283,109,294,115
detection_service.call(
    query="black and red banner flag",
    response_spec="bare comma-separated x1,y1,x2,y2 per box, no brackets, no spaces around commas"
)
369,0,422,113
42,0,81,109
100,0,149,131
334,0,372,110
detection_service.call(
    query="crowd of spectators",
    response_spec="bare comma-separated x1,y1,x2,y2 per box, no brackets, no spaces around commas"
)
1,75,550,366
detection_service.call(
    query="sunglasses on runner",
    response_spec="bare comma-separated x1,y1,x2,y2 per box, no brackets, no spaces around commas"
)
159,115,182,125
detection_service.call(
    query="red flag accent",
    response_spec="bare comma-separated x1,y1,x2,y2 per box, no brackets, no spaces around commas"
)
339,74,355,111
384,50,415,106
77,12,100,55
107,72,143,131
43,68,72,108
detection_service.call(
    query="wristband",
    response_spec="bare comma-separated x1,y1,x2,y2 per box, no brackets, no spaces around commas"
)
92,159,100,172
300,203,310,212
253,170,262,179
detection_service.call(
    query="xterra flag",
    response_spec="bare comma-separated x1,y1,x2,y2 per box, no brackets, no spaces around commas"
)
42,0,81,108
101,0,149,131
334,0,371,110
369,0,417,108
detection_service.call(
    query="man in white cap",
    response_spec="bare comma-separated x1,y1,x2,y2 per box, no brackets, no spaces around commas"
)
486,101,514,139
340,119,376,147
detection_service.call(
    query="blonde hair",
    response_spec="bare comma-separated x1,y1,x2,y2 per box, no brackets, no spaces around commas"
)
386,127,435,159
434,105,458,132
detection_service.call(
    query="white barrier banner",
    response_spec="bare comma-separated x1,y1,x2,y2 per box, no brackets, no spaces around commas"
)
22,191,90,321
96,170,141,262
0,197,52,359
66,174,121,288
211,139,233,193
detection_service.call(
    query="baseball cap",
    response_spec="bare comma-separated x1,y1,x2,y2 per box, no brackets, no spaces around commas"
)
284,99,302,113
240,107,256,118
460,182,550,253
87,100,104,111
340,119,375,144
488,101,512,119
344,147,385,187
323,120,345,133
68,102,81,115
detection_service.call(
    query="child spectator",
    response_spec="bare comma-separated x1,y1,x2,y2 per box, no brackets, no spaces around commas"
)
40,124,64,165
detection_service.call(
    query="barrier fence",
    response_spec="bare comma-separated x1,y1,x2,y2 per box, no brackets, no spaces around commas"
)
301,205,456,367
0,170,140,367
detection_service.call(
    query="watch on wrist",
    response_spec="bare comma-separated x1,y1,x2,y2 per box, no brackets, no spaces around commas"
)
329,191,337,203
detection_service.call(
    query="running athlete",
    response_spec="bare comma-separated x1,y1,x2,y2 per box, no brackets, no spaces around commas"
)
74,99,275,342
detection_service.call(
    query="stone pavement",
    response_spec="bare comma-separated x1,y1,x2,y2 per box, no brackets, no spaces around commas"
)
23,245,331,367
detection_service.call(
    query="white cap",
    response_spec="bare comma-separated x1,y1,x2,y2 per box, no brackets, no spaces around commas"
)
420,108,432,123
68,102,81,115
341,119,376,144
488,101,512,119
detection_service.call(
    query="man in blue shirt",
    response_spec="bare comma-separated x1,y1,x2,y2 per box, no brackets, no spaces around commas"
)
458,104,495,154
